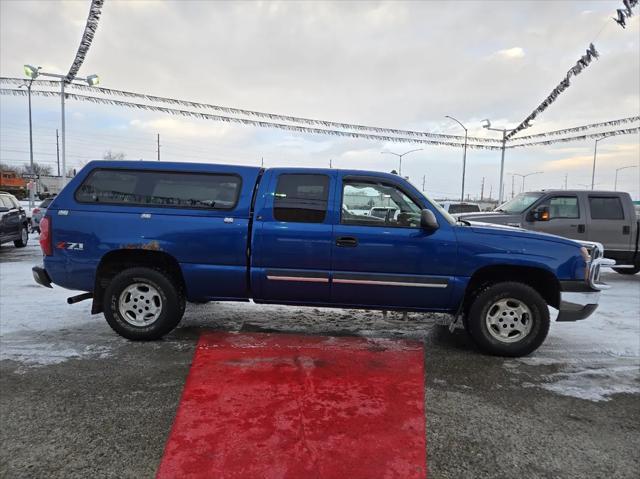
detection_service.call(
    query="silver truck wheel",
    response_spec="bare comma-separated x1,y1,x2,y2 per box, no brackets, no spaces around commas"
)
467,281,550,357
485,298,533,343
103,267,185,340
118,282,163,326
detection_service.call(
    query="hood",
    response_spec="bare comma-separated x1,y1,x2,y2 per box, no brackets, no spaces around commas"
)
456,211,522,227
465,220,581,248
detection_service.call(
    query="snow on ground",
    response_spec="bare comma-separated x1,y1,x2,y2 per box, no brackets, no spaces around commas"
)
1,234,639,401
520,271,640,401
0,237,114,365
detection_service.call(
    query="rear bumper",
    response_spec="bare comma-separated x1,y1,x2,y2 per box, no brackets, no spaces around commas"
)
32,266,53,288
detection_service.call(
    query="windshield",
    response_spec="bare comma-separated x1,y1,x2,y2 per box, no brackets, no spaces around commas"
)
495,193,543,214
449,204,480,214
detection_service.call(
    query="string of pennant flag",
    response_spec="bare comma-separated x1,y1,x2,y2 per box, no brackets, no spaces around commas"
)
613,0,638,28
0,77,500,144
506,43,600,140
65,0,104,82
0,88,506,150
2,86,637,151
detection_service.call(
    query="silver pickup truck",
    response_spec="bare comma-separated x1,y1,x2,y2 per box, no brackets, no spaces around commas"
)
457,190,639,275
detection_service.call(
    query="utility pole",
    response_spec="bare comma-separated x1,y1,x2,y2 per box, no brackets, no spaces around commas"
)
261,157,264,167
564,174,568,190
511,175,515,199
489,184,493,200
329,158,332,168
422,175,426,192
480,177,485,200
157,134,160,161
56,129,60,177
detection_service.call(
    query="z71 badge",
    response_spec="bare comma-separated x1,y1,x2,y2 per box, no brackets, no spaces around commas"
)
56,241,84,251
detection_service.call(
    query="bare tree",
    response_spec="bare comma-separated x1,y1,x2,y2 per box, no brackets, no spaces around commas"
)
0,161,12,171
103,150,126,161
21,162,53,177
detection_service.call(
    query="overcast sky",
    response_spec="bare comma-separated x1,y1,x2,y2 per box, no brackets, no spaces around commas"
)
1,0,639,199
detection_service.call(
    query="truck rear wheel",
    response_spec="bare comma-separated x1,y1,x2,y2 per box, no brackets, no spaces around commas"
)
103,267,185,340
466,282,550,357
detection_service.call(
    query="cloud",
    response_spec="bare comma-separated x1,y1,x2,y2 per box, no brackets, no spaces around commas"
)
494,47,526,59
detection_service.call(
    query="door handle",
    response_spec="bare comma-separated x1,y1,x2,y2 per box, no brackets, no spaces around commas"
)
336,236,358,247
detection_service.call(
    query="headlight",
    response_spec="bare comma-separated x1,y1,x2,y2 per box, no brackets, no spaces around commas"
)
580,246,591,263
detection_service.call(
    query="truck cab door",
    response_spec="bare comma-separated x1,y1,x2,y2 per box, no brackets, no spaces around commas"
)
251,170,335,304
330,175,456,310
586,195,632,254
526,194,586,240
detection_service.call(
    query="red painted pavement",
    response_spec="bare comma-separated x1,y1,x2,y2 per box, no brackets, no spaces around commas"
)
156,332,426,479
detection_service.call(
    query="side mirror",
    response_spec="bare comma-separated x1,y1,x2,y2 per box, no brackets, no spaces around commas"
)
532,206,550,221
0,206,9,213
420,209,439,230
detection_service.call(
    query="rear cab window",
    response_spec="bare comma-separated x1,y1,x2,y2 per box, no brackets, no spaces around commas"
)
589,196,624,220
75,169,242,210
273,174,330,223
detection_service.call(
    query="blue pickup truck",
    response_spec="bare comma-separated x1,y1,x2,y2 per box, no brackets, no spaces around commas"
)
32,161,613,357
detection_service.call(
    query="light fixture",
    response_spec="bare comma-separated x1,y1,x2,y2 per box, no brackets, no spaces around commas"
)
23,64,40,79
86,74,100,86
482,119,491,129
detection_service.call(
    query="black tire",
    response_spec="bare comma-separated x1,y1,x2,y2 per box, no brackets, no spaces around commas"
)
466,282,550,357
612,266,639,275
103,267,185,340
14,226,28,248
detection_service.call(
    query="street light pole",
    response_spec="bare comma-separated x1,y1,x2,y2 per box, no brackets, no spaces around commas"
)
591,136,613,190
512,171,543,193
381,148,423,177
18,80,35,208
614,165,638,191
445,115,468,203
482,120,516,204
23,65,99,188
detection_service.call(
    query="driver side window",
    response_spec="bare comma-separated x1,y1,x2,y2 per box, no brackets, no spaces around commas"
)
341,180,422,228
540,196,580,219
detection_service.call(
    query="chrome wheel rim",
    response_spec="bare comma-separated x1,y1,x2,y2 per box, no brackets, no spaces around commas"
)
118,282,162,326
485,298,533,343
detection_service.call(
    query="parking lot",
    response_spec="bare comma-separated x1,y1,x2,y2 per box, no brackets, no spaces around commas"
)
1,236,639,478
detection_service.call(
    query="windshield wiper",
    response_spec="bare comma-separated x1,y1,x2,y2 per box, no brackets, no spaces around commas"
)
457,218,471,226
494,208,506,213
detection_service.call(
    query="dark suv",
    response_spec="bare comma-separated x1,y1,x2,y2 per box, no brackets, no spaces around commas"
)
0,191,29,248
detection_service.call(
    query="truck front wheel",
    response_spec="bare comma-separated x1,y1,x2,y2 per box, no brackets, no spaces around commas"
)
612,266,639,275
103,267,185,340
466,282,550,357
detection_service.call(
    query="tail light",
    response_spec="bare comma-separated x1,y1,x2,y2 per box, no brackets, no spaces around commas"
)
39,216,52,256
